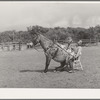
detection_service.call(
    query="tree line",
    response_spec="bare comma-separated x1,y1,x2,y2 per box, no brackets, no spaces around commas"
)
0,25,100,43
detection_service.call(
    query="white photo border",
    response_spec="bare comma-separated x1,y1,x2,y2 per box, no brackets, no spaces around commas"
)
0,1,100,99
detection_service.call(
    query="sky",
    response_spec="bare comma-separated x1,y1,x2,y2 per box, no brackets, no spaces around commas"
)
0,2,100,32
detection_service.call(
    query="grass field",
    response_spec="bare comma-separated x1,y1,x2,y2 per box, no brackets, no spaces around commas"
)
0,45,100,88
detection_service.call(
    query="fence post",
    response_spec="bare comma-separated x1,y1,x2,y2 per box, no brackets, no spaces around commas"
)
7,45,10,51
90,38,91,44
96,38,98,45
18,42,22,51
1,44,3,50
13,43,15,50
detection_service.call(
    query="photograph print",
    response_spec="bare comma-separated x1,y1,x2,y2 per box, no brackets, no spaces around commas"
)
0,1,100,88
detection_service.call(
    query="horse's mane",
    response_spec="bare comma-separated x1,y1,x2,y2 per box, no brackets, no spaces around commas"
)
40,34,53,43
39,34,67,49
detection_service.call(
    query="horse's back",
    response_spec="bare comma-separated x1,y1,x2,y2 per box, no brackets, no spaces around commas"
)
53,45,69,62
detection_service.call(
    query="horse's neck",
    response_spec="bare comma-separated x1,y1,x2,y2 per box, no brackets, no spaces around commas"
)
39,35,53,51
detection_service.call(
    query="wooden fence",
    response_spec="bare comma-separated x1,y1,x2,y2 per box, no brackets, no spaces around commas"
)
81,39,98,46
0,42,23,51
0,38,99,51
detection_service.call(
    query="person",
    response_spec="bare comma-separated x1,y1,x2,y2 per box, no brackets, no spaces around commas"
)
74,40,82,60
30,42,33,48
27,42,30,49
67,37,73,48
68,40,83,73
73,40,83,70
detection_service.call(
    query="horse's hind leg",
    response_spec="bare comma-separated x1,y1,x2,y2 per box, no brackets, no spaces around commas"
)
44,56,51,73
55,64,62,70
55,61,66,71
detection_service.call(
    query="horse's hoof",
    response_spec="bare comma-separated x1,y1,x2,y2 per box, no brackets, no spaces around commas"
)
55,68,61,71
44,70,47,73
68,70,75,73
55,69,57,71
53,70,56,72
54,70,60,72
55,68,59,71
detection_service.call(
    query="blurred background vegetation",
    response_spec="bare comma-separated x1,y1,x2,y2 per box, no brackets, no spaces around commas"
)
0,25,100,43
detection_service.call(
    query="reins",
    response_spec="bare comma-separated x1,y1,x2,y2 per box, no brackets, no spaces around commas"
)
33,46,40,52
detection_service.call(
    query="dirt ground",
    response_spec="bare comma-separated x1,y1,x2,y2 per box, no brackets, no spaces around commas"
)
0,46,100,88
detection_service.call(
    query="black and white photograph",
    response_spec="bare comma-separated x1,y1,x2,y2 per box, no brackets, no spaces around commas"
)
0,1,100,89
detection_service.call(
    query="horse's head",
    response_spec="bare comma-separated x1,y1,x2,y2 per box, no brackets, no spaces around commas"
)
27,26,40,46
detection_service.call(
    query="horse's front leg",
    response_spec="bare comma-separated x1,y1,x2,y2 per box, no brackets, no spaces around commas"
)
44,55,51,73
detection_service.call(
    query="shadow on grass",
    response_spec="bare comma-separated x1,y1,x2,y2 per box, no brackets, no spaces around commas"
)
19,68,82,73
19,69,55,73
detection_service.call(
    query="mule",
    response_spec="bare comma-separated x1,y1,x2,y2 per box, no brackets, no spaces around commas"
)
27,27,71,73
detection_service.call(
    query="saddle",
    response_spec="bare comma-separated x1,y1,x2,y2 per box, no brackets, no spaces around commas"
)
45,44,58,58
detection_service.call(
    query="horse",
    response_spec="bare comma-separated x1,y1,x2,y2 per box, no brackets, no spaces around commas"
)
27,27,72,73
